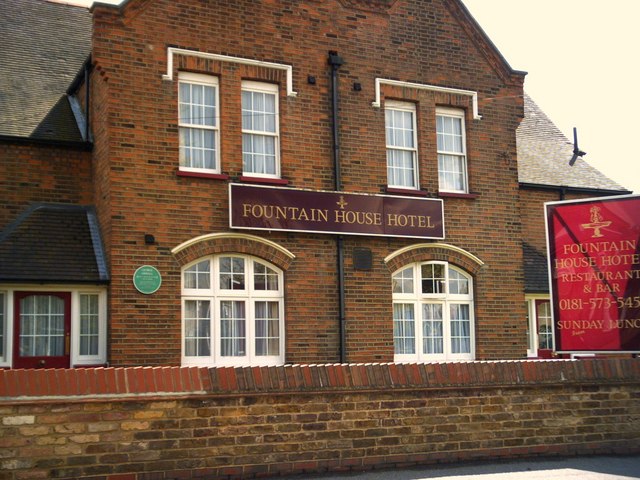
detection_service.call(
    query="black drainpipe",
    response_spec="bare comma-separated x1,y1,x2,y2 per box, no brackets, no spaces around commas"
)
328,51,347,364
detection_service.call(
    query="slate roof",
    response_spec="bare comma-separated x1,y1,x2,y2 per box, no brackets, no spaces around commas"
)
0,0,92,142
0,204,109,283
523,242,549,294
517,93,629,192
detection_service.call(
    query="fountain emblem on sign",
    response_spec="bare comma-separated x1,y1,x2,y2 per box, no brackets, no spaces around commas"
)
581,206,612,238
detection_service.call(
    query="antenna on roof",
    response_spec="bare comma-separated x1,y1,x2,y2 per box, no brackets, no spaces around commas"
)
569,127,586,166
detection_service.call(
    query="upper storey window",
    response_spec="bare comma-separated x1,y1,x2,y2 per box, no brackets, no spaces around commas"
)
178,73,219,173
385,101,418,189
436,108,467,193
242,81,280,178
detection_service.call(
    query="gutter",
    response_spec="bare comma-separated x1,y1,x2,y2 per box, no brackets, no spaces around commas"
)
519,182,632,199
0,134,92,151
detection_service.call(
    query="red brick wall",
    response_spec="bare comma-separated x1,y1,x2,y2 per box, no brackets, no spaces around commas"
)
1,359,639,479
89,0,526,365
0,142,92,227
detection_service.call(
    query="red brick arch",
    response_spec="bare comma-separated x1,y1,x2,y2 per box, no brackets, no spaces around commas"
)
384,242,485,276
171,233,296,271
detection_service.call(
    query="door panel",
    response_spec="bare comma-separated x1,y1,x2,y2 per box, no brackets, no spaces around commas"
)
13,292,71,369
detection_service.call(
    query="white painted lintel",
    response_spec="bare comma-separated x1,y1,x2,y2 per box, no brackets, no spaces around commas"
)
372,78,481,120
162,47,298,97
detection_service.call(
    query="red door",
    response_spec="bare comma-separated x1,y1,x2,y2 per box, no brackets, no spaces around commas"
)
13,292,71,369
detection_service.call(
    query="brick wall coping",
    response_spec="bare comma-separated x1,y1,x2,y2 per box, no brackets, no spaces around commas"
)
1,359,638,404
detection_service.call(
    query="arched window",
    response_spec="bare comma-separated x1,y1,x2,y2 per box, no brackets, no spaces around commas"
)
392,261,474,361
181,255,284,366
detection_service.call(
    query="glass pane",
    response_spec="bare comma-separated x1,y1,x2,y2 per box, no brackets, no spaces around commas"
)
184,300,211,357
254,262,279,291
393,303,415,354
179,128,217,170
19,295,65,357
392,267,414,294
219,257,245,290
450,304,471,354
448,268,469,295
436,115,463,154
184,260,211,290
255,301,280,356
422,303,443,354
438,154,466,192
538,301,553,349
220,301,246,357
243,133,276,175
79,294,100,356
387,149,416,188
421,264,445,294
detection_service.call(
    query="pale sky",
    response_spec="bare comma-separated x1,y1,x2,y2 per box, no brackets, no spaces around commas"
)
78,0,638,194
462,0,640,194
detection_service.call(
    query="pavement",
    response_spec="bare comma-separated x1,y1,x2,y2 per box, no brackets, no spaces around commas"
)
282,455,640,480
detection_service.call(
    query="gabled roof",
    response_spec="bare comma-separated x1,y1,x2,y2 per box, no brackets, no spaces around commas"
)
517,93,628,192
0,204,109,283
0,0,92,143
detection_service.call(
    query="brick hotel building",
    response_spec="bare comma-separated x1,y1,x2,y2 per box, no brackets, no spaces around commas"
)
0,0,630,369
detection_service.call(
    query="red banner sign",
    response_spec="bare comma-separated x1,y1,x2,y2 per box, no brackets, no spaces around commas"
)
230,184,445,239
546,195,640,353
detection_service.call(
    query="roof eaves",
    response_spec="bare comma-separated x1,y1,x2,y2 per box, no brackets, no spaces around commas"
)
0,134,92,151
519,182,632,196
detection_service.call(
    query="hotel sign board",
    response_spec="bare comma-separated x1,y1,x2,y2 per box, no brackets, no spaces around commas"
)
545,194,640,353
230,184,444,240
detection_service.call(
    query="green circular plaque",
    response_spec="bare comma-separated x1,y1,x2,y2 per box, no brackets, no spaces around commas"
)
133,265,162,294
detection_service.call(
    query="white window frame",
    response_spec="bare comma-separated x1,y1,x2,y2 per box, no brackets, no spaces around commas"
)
181,255,285,367
0,287,107,368
393,261,475,362
178,72,220,174
525,295,553,357
436,107,468,193
385,100,419,190
73,290,108,365
241,81,280,179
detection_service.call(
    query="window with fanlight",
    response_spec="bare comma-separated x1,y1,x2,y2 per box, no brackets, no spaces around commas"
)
392,261,475,361
181,255,284,366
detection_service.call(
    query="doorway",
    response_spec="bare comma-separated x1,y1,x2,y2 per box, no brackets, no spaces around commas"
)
13,292,71,368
